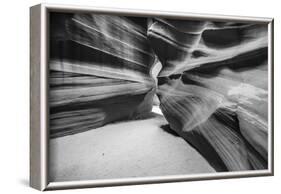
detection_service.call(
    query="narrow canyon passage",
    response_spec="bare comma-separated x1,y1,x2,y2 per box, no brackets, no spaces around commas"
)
49,12,269,181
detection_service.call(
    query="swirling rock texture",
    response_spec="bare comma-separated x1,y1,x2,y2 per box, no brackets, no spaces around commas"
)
50,13,268,172
49,13,156,138
148,19,268,171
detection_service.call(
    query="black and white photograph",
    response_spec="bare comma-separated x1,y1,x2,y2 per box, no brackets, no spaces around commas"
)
2,0,281,193
47,11,271,183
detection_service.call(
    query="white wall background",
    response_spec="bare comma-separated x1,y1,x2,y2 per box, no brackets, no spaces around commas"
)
0,0,279,193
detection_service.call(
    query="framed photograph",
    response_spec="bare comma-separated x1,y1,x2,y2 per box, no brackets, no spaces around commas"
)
30,3,274,191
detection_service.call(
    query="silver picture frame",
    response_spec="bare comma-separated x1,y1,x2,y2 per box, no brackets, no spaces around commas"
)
30,3,274,191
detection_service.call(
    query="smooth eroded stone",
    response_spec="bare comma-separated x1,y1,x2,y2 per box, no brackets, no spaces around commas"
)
148,19,268,76
49,13,156,138
157,73,267,171
152,19,268,171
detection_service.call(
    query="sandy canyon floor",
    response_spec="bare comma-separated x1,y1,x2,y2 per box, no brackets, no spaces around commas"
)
49,107,215,182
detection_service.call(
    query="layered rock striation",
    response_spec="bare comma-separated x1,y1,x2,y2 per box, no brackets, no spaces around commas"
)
148,18,268,171
49,13,156,137
50,13,269,171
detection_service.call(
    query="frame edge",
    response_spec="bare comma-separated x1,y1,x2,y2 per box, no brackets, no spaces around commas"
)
30,3,274,190
30,4,48,191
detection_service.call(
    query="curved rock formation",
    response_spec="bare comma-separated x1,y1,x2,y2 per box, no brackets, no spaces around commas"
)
148,19,267,76
49,13,156,137
49,13,269,172
148,18,268,171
